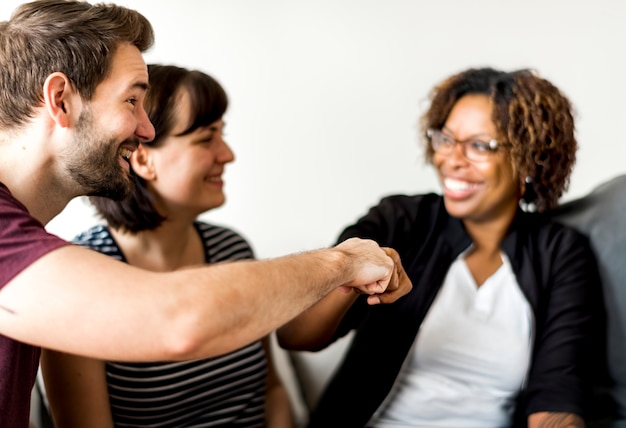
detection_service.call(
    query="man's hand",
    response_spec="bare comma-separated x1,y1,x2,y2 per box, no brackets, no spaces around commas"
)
334,238,412,303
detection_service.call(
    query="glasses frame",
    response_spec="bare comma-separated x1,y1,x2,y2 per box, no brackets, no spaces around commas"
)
426,128,503,162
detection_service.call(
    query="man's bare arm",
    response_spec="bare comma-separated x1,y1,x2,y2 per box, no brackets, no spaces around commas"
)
0,237,397,361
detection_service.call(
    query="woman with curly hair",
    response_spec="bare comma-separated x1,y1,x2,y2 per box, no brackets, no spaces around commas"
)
278,67,605,427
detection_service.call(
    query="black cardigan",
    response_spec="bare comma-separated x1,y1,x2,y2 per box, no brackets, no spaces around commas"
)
308,193,606,428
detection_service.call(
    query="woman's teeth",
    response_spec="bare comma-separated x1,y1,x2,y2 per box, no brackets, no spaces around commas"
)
444,178,476,191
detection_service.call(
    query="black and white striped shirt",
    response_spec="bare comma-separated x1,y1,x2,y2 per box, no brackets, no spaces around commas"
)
72,223,268,427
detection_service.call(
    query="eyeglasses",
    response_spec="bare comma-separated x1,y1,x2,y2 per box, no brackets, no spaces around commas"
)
426,128,504,163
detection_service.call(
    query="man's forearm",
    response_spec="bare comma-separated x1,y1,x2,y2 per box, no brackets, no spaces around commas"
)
0,239,394,362
168,242,390,359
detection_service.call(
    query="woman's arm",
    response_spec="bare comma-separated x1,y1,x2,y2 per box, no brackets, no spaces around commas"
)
276,287,358,351
528,412,585,428
262,336,294,428
277,247,411,351
40,349,113,428
522,227,603,421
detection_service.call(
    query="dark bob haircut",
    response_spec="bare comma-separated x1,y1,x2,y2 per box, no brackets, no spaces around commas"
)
89,64,228,232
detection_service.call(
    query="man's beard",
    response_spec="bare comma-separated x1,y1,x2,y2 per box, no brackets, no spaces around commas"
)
63,108,136,200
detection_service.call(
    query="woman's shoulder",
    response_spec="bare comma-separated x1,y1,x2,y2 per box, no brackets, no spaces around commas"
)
194,221,255,261
70,224,124,259
194,221,249,242
523,213,594,257
370,192,444,217
71,224,112,247
540,214,589,240
377,192,441,205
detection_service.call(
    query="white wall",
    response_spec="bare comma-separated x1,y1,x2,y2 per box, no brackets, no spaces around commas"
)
2,0,625,259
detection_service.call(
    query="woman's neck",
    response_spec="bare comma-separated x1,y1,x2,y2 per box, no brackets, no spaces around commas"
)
111,220,205,272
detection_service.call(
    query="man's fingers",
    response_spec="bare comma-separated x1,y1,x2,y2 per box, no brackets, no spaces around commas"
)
364,281,385,294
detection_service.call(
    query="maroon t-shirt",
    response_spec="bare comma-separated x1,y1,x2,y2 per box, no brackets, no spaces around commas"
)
0,183,67,426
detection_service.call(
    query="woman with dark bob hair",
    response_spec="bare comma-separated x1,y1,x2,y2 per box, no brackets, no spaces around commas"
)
278,67,606,427
41,64,294,427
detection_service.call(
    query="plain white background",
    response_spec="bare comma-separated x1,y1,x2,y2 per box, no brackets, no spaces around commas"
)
2,0,625,259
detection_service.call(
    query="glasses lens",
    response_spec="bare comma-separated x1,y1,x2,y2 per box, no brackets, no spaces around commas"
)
465,140,498,162
428,129,498,162
464,141,484,162
429,130,450,152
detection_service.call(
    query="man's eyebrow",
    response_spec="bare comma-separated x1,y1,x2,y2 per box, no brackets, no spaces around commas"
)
130,81,149,92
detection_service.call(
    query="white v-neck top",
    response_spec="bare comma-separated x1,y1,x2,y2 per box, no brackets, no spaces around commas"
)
370,251,534,427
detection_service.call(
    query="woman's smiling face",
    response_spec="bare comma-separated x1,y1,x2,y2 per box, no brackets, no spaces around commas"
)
433,94,520,224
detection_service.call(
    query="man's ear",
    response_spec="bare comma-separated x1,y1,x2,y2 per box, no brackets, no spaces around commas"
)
42,72,77,128
130,144,156,180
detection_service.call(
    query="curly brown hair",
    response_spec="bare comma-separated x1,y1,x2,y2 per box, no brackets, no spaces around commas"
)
420,67,577,212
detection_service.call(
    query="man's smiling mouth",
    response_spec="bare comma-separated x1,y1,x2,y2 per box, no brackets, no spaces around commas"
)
119,147,133,161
